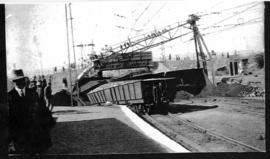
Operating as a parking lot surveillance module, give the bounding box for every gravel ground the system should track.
[46,106,169,154]
[171,97,265,151]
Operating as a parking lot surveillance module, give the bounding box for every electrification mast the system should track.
[187,14,215,85]
[69,3,80,104]
[65,4,73,106]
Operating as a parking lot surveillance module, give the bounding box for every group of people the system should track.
[27,75,53,111]
[8,69,56,157]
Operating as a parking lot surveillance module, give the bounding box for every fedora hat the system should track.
[10,69,26,81]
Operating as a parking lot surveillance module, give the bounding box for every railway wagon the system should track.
[87,78,177,114]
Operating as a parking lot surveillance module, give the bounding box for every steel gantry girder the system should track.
[105,22,192,55]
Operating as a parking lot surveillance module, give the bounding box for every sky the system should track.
[4,0,264,76]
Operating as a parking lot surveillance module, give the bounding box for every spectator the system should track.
[41,75,47,89]
[8,69,55,156]
[25,77,30,88]
[36,81,46,108]
[62,77,68,90]
[44,82,53,111]
[38,75,42,84]
[30,75,37,90]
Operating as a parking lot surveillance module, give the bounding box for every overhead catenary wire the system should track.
[104,1,260,51]
[101,1,262,58]
[216,1,259,13]
[197,2,261,33]
[183,16,262,43]
[128,3,152,37]
[210,2,261,26]
[200,17,263,29]
[141,3,167,31]
[202,18,262,37]
[193,0,225,15]
[196,1,260,18]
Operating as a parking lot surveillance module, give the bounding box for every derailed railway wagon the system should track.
[87,78,177,114]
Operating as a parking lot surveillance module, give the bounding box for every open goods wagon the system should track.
[87,78,177,114]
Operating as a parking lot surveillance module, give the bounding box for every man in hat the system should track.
[8,69,38,154]
[8,69,55,156]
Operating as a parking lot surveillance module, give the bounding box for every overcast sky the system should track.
[4,0,264,76]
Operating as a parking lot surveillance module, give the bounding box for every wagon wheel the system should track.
[137,105,141,114]
[140,105,146,115]
[138,105,144,114]
[127,103,131,109]
[137,105,142,114]
[134,105,139,114]
[143,106,149,114]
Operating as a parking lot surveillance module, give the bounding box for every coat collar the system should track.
[15,87,26,97]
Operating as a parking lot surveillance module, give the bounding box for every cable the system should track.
[199,2,261,32]
[141,3,166,30]
[195,1,261,24]
[194,0,225,15]
[128,3,152,37]
[218,1,259,13]
[183,17,262,43]
[197,1,259,18]
[114,13,126,19]
[202,18,262,37]
[105,2,262,56]
[200,17,262,29]
[212,2,261,26]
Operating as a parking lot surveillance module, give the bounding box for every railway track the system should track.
[215,102,264,118]
[141,112,264,152]
[174,100,264,118]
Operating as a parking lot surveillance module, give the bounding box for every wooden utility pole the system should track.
[69,3,80,104]
[65,4,73,106]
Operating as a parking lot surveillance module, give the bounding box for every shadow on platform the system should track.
[168,104,218,114]
[46,118,167,154]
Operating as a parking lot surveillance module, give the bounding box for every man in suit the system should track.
[8,69,38,154]
[8,69,55,156]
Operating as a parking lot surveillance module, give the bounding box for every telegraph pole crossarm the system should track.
[75,43,96,69]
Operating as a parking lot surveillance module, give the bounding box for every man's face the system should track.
[13,78,26,89]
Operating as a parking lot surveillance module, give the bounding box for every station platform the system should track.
[46,105,189,154]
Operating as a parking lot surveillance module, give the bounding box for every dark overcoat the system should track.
[8,87,55,153]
